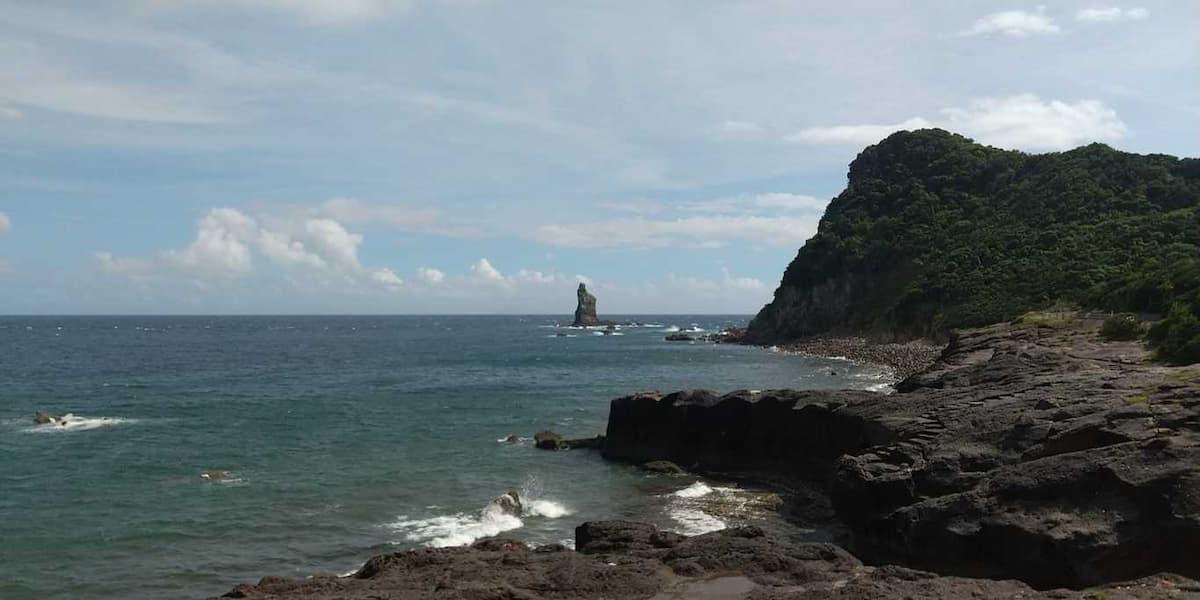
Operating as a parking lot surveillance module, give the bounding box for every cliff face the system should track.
[747,129,1200,343]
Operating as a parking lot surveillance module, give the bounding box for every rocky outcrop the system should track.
[603,315,1200,589]
[572,283,616,327]
[664,333,694,341]
[214,521,1198,599]
[533,430,563,450]
[32,410,55,425]
[533,431,604,450]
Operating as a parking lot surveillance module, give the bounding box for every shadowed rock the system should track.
[212,521,1199,599]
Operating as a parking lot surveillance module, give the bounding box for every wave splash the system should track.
[25,414,134,433]
[387,477,572,548]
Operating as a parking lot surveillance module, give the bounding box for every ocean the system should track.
[0,316,892,599]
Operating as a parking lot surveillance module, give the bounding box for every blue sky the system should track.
[0,1,1197,314]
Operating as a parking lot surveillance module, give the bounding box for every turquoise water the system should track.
[0,316,890,599]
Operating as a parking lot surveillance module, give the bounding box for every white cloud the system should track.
[163,208,257,279]
[0,106,21,120]
[529,214,820,249]
[0,211,10,235]
[961,9,1061,37]
[94,251,154,277]
[369,268,404,290]
[785,118,934,146]
[939,95,1127,149]
[97,207,403,290]
[469,257,504,282]
[1076,7,1149,22]
[416,266,445,284]
[317,198,441,231]
[680,193,828,214]
[787,95,1127,151]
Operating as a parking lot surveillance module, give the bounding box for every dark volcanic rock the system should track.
[212,521,1199,599]
[561,435,604,450]
[32,410,55,425]
[603,315,1200,589]
[664,333,695,341]
[571,283,616,327]
[641,460,686,474]
[533,430,563,450]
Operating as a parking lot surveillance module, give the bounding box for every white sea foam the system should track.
[25,414,133,433]
[673,481,714,498]
[866,382,895,394]
[660,326,680,333]
[668,506,727,535]
[389,507,524,548]
[387,483,570,548]
[526,500,572,518]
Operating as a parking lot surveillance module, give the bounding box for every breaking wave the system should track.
[24,414,135,433]
[387,481,572,548]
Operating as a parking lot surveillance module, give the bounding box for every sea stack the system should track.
[572,283,601,326]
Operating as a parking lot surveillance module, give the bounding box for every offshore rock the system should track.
[603,315,1200,589]
[572,282,599,326]
[571,283,616,327]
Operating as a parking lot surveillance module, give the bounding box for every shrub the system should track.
[1148,303,1200,365]
[1099,313,1145,341]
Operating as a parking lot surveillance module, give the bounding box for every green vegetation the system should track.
[751,129,1200,363]
[1100,313,1145,341]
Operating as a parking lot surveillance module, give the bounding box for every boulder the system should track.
[489,490,522,517]
[32,410,55,425]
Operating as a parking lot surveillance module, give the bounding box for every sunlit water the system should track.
[0,315,892,599]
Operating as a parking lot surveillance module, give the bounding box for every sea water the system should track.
[0,316,892,599]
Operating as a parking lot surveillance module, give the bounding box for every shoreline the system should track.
[209,313,1200,598]
[762,336,945,381]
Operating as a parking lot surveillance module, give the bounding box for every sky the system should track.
[0,1,1197,314]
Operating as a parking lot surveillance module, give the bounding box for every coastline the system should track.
[763,336,944,381]
[213,312,1200,598]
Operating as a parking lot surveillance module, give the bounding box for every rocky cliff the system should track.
[604,313,1200,589]
[746,129,1200,343]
